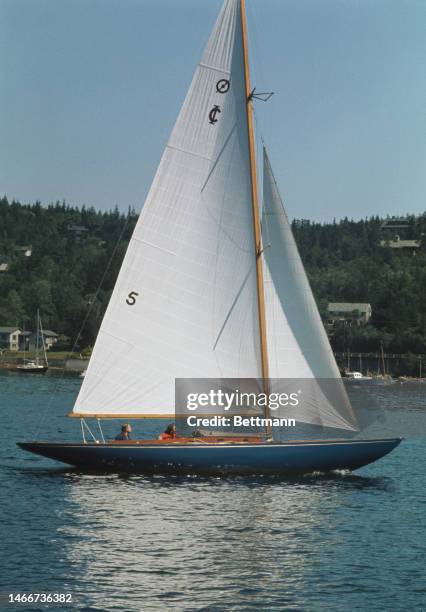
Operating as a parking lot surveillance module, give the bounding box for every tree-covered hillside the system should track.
[292,215,426,354]
[0,196,425,354]
[0,197,137,348]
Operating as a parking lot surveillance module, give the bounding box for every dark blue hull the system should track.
[18,438,402,475]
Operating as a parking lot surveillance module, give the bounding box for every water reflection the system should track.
[47,468,393,610]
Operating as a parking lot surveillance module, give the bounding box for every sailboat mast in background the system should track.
[14,309,48,373]
[37,309,48,368]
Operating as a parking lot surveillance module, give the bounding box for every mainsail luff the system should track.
[240,0,271,429]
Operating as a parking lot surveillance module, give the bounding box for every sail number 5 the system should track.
[126,291,139,306]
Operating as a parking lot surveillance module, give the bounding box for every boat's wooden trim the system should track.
[69,413,185,419]
[240,0,270,431]
[109,436,264,445]
[68,412,265,419]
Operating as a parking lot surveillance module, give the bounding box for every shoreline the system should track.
[0,360,425,381]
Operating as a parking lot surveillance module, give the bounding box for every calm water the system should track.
[1,371,425,611]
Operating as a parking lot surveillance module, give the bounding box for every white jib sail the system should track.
[262,148,358,431]
[73,0,262,417]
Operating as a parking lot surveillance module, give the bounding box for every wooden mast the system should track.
[240,0,271,432]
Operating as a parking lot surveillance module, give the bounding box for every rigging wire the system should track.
[246,0,275,153]
[245,0,278,250]
[245,2,292,388]
[81,418,98,443]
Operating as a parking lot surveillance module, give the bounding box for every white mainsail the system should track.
[74,0,357,431]
[73,0,262,417]
[262,148,357,430]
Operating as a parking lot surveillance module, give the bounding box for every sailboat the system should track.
[19,0,400,474]
[14,310,48,373]
[343,353,372,381]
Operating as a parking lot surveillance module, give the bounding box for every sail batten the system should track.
[199,63,232,75]
[166,144,212,163]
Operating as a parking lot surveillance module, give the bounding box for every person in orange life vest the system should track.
[158,424,177,440]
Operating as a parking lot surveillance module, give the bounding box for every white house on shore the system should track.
[0,327,21,351]
[0,327,58,351]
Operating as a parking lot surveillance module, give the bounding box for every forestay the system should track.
[262,148,358,431]
[73,0,262,417]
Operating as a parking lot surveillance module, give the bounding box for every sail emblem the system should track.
[216,78,230,93]
[208,104,221,124]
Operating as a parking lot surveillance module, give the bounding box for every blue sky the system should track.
[1,0,425,221]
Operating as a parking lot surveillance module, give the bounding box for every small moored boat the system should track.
[13,310,48,374]
[15,360,48,374]
[343,371,373,382]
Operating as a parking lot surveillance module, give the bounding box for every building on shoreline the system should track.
[0,327,21,351]
[29,330,58,351]
[0,327,58,351]
[327,303,372,331]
